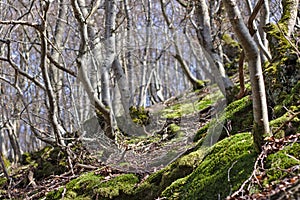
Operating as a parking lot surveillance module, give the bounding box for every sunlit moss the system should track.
[162,133,256,200]
[46,172,139,200]
[194,95,253,142]
[96,174,138,198]
[264,142,300,185]
[134,147,209,200]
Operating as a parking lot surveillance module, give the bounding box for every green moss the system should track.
[46,172,103,199]
[0,177,7,188]
[169,123,180,133]
[96,174,139,198]
[46,173,139,200]
[263,15,300,111]
[194,124,209,142]
[46,187,65,200]
[162,133,256,200]
[194,96,253,143]
[134,147,209,200]
[161,176,189,199]
[21,146,68,182]
[263,142,300,186]
[130,106,150,125]
[194,80,209,90]
[222,33,240,48]
[273,81,300,117]
[222,33,241,76]
[280,0,298,29]
[162,98,213,119]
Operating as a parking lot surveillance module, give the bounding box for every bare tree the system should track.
[223,0,270,151]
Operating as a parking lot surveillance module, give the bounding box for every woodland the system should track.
[0,0,299,199]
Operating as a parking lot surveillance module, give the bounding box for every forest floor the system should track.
[1,85,300,200]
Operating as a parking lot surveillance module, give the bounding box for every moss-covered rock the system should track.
[21,146,68,180]
[129,106,150,126]
[194,96,253,142]
[162,94,213,119]
[134,147,209,200]
[222,33,242,76]
[162,133,256,200]
[270,111,300,137]
[263,16,300,116]
[264,142,300,184]
[46,172,139,200]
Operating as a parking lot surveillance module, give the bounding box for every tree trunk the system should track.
[71,0,115,139]
[223,0,270,152]
[194,0,233,90]
[281,0,299,37]
[160,0,205,91]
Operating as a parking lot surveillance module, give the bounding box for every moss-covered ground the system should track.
[46,172,139,200]
[161,133,256,200]
[1,87,299,200]
[43,131,299,200]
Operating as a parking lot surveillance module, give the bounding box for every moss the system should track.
[0,177,7,188]
[46,173,139,200]
[194,124,209,142]
[96,174,139,198]
[280,0,298,29]
[162,98,213,119]
[46,172,103,199]
[46,187,65,200]
[1,156,10,169]
[161,176,189,199]
[263,15,300,111]
[194,80,209,90]
[270,111,300,137]
[129,106,150,125]
[194,96,253,143]
[162,133,257,200]
[264,142,300,186]
[134,147,209,200]
[169,123,180,134]
[222,34,239,47]
[21,146,68,181]
[222,33,241,76]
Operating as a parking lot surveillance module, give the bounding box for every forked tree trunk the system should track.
[223,0,270,152]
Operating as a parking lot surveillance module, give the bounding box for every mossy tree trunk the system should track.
[281,0,299,37]
[223,0,270,152]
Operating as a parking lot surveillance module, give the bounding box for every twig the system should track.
[75,163,98,170]
[273,111,300,135]
[231,150,265,197]
[227,160,238,196]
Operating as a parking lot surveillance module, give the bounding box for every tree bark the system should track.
[223,0,270,152]
[194,0,233,89]
[281,0,299,37]
[160,0,205,91]
[71,0,115,139]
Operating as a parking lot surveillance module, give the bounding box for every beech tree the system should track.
[223,0,270,151]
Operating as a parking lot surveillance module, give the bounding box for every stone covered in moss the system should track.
[134,147,209,200]
[162,91,214,119]
[46,172,139,200]
[264,142,300,185]
[21,146,68,180]
[263,18,300,116]
[129,106,150,125]
[194,96,253,142]
[222,33,241,76]
[162,133,256,200]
